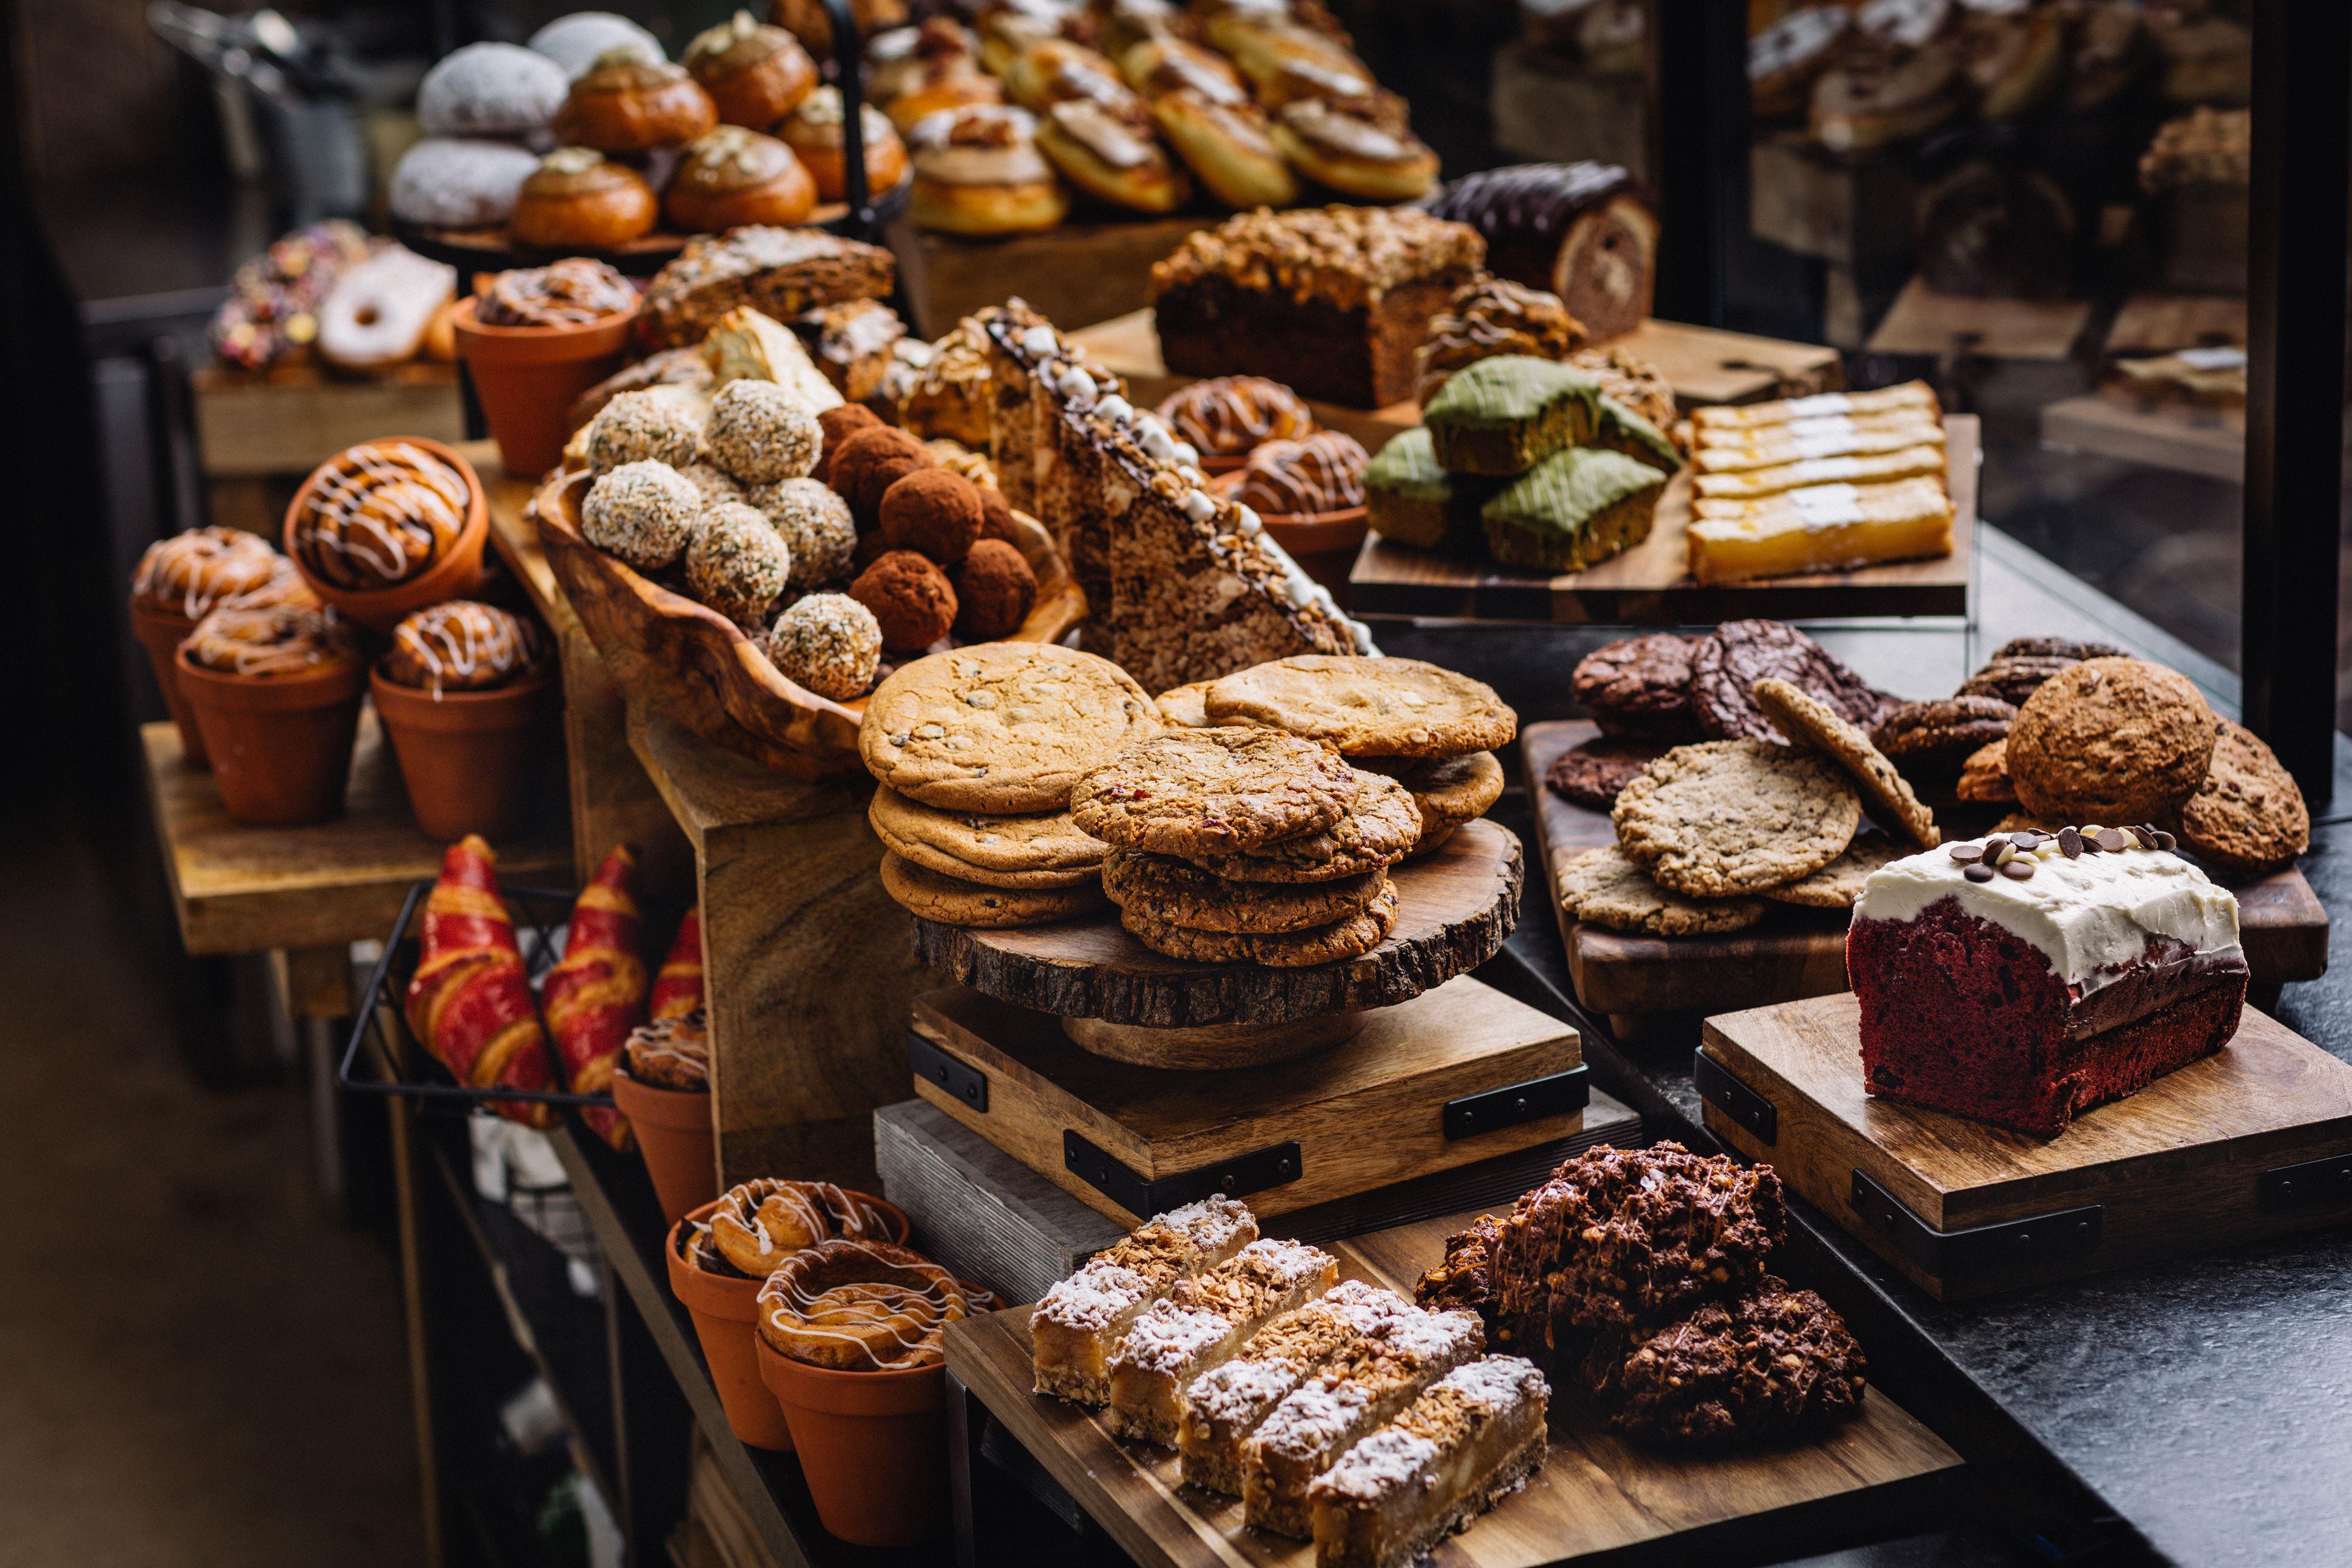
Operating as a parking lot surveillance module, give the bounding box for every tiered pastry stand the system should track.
[902,820,1641,1230]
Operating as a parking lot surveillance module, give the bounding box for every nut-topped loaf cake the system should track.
[1848,826,2249,1137]
[1149,206,1486,408]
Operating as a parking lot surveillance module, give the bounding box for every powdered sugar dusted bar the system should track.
[1178,1280,1414,1494]
[1107,1238,1339,1444]
[1031,1196,1258,1405]
[1309,1356,1550,1568]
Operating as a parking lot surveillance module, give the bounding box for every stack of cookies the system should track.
[859,641,1162,928]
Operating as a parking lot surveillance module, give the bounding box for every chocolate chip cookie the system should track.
[1545,738,1666,811]
[1759,832,1908,909]
[2006,657,2216,823]
[1155,680,1216,728]
[2175,718,2309,876]
[1120,880,1401,966]
[861,643,1160,814]
[1570,634,1704,741]
[879,852,1108,928]
[1869,697,2016,780]
[1187,770,1423,882]
[1070,727,1358,856]
[1203,656,1517,759]
[868,788,1105,889]
[1689,621,1893,743]
[1557,845,1765,936]
[1101,849,1388,933]
[1751,678,1937,848]
[1612,739,1860,897]
[1956,738,2015,804]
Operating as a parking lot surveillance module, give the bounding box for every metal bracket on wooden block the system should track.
[908,1031,989,1113]
[1442,1066,1589,1141]
[1694,1051,1777,1145]
[2257,1152,2352,1212]
[1850,1169,2101,1283]
[1063,1131,1301,1217]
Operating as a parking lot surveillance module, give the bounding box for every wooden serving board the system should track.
[1701,993,2352,1298]
[1522,720,2329,1025]
[1345,417,1977,626]
[911,975,1622,1226]
[943,1209,1961,1568]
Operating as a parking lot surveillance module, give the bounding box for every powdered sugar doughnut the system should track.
[530,11,666,78]
[318,247,458,369]
[417,43,568,138]
[390,138,539,227]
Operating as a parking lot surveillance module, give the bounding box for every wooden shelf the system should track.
[2039,395,2245,482]
[192,360,464,479]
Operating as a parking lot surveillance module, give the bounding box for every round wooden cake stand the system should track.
[908,818,1524,1069]
[395,186,906,276]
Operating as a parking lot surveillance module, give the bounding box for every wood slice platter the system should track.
[943,1207,1961,1568]
[532,468,1084,782]
[1523,720,2329,1023]
[1345,417,1977,626]
[1701,993,2352,1298]
[394,189,895,277]
[912,975,1623,1224]
[909,819,1522,1055]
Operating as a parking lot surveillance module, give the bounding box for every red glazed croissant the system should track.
[650,905,705,1020]
[405,835,557,1127]
[543,844,648,1151]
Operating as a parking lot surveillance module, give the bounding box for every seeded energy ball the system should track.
[751,476,857,587]
[686,502,793,625]
[582,461,703,569]
[770,592,882,700]
[586,389,704,473]
[678,460,744,510]
[704,379,822,484]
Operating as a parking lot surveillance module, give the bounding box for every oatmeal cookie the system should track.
[1185,770,1423,882]
[1393,751,1505,852]
[2006,657,2216,823]
[1101,849,1388,934]
[2175,718,2309,876]
[1611,740,1860,898]
[1544,738,1666,811]
[1569,634,1704,741]
[879,852,1108,928]
[1557,846,1765,936]
[1758,832,1907,909]
[1751,678,1937,847]
[1119,880,1400,966]
[1071,727,1358,856]
[1869,697,2016,780]
[1689,621,1894,743]
[1956,738,2016,803]
[861,643,1160,814]
[1155,680,1217,729]
[1582,1278,1867,1447]
[1204,656,1516,759]
[867,787,1105,890]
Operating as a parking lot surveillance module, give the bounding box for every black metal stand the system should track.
[1647,0,1747,327]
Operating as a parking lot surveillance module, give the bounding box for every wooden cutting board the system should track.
[1522,719,2330,1024]
[1700,993,2352,1298]
[943,1207,1961,1568]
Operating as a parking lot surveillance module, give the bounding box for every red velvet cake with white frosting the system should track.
[1848,824,2248,1137]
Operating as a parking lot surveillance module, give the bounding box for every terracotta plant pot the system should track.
[756,1336,949,1547]
[452,296,637,481]
[283,437,490,634]
[368,663,558,841]
[610,1070,718,1227]
[666,1205,796,1452]
[172,645,365,825]
[128,596,209,768]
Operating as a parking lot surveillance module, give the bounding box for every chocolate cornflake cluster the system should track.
[1416,1143,1865,1447]
[1947,823,2181,883]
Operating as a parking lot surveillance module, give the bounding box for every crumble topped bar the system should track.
[1150,206,1487,313]
[1179,1279,1413,1494]
[1107,1239,1338,1445]
[1031,1197,1258,1404]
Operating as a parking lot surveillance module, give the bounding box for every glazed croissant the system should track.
[543,844,648,1151]
[650,905,705,1020]
[405,835,557,1127]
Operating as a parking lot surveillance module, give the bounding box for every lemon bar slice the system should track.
[1107,1239,1338,1445]
[1031,1197,1258,1405]
[1692,416,1945,475]
[1693,444,1947,502]
[1689,379,1938,435]
[1687,479,1955,585]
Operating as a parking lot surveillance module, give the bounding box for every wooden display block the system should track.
[1865,280,2096,362]
[2039,395,2245,484]
[2104,292,2246,356]
[1749,134,1919,268]
[891,213,1216,340]
[1522,719,2328,1025]
[909,975,1605,1226]
[1490,42,1651,179]
[1700,993,2352,1298]
[1347,417,1975,626]
[944,1207,1962,1568]
[192,361,465,479]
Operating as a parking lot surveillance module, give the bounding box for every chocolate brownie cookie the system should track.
[2006,657,2216,823]
[1956,738,2015,803]
[861,643,1160,813]
[1990,636,2128,663]
[1752,677,1938,848]
[1570,633,1704,741]
[1958,654,2079,709]
[1101,849,1388,934]
[1071,728,1358,856]
[1204,655,1517,759]
[1189,770,1422,882]
[2175,718,2309,876]
[1544,738,1666,811]
[879,852,1108,928]
[1119,879,1401,966]
[1689,621,1893,743]
[1611,740,1861,897]
[868,787,1105,888]
[1557,846,1766,936]
[1582,1277,1868,1447]
[1869,697,2016,780]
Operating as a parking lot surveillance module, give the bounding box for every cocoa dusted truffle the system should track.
[850,548,958,651]
[768,592,881,701]
[879,467,984,564]
[685,501,793,625]
[952,537,1036,640]
[814,403,885,484]
[976,482,1019,545]
[829,425,932,526]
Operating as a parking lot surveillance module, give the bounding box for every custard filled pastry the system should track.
[872,20,1004,133]
[908,103,1070,235]
[511,147,659,249]
[779,86,912,201]
[1002,38,1139,115]
[707,1177,906,1277]
[665,125,818,230]
[552,49,719,151]
[1037,98,1189,212]
[1150,90,1296,209]
[684,10,817,129]
[755,1238,997,1370]
[291,441,472,592]
[1271,92,1436,202]
[1121,36,1250,106]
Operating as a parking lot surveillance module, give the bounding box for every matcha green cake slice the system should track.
[1481,446,1665,572]
[1423,355,1601,476]
[1365,428,1495,550]
[1592,395,1683,475]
